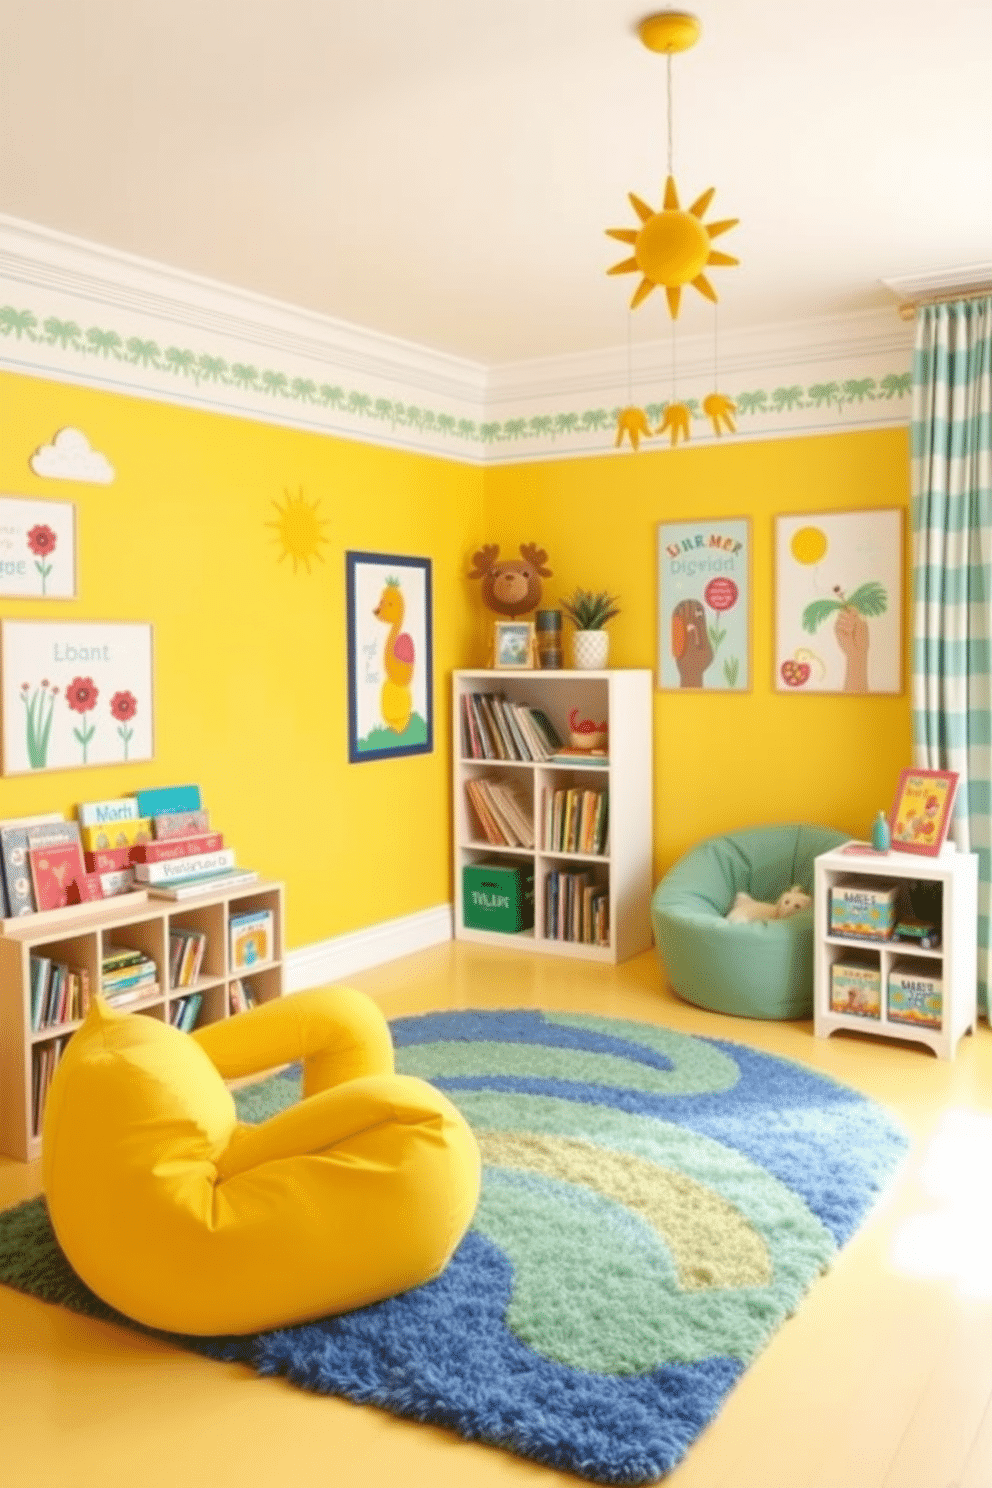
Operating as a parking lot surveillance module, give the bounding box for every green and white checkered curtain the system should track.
[911,296,992,1011]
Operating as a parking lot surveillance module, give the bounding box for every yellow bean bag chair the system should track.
[42,987,481,1336]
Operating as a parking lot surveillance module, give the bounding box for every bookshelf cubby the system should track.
[0,879,284,1161]
[813,843,977,1060]
[453,668,653,963]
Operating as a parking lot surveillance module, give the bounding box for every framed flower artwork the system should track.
[0,621,154,775]
[0,495,76,599]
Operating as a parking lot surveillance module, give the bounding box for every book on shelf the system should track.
[229,977,258,1014]
[0,812,64,917]
[230,909,274,969]
[102,963,157,995]
[32,1035,70,1136]
[170,991,204,1031]
[145,868,259,900]
[132,784,202,818]
[28,840,87,911]
[546,747,609,767]
[81,817,152,853]
[67,872,105,905]
[31,958,92,1029]
[84,846,132,873]
[130,831,224,864]
[460,692,564,763]
[77,796,140,829]
[465,777,533,848]
[99,867,136,897]
[133,848,235,884]
[153,808,210,840]
[170,929,207,988]
[102,945,147,971]
[544,869,609,946]
[103,981,159,1008]
[542,786,608,855]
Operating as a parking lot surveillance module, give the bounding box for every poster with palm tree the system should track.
[774,509,903,694]
[1,621,153,775]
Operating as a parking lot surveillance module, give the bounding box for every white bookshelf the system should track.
[453,669,653,963]
[813,843,977,1060]
[0,878,285,1161]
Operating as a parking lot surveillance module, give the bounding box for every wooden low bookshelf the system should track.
[0,878,285,1161]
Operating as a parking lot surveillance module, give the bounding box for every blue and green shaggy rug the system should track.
[0,1009,907,1483]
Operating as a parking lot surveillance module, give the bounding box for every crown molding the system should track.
[485,308,913,404]
[881,262,992,301]
[0,213,915,463]
[0,215,487,405]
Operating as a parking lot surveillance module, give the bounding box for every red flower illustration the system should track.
[26,524,57,558]
[65,676,99,713]
[110,691,137,722]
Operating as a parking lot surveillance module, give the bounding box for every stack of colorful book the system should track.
[101,946,158,1007]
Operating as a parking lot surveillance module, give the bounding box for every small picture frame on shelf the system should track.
[493,621,535,670]
[889,767,959,857]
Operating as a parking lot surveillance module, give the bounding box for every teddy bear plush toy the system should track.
[726,885,812,924]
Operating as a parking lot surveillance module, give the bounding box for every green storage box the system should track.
[463,862,534,933]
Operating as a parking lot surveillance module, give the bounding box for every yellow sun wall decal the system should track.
[606,174,739,318]
[267,487,330,574]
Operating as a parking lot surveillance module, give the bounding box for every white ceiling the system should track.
[2,0,990,367]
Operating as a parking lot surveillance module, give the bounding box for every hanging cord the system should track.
[671,316,678,403]
[713,303,719,389]
[626,311,634,405]
[666,54,674,176]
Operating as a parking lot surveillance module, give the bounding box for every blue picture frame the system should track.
[346,551,433,763]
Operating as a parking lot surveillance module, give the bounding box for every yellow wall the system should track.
[486,427,912,879]
[0,372,912,949]
[0,372,484,948]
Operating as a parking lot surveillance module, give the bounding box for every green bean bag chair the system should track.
[651,822,848,1020]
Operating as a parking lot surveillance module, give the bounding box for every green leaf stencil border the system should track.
[0,301,911,451]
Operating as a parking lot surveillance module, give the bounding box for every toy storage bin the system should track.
[462,862,535,933]
[829,877,899,939]
[830,957,881,1019]
[888,957,943,1029]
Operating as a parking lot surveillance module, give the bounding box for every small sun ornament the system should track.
[658,402,692,446]
[702,391,736,435]
[615,406,653,450]
[267,487,330,575]
[607,13,741,452]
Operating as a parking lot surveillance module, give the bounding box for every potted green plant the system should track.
[560,588,621,670]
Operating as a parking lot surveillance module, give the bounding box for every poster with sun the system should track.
[1,621,153,776]
[345,552,433,763]
[774,509,903,695]
[657,518,750,691]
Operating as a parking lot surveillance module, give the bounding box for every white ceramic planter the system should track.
[572,629,609,670]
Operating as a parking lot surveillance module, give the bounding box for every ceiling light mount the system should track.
[637,12,701,55]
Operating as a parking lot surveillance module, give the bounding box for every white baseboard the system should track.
[284,903,454,992]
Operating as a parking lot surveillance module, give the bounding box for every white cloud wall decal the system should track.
[30,428,115,484]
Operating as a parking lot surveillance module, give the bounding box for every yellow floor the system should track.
[4,940,992,1488]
